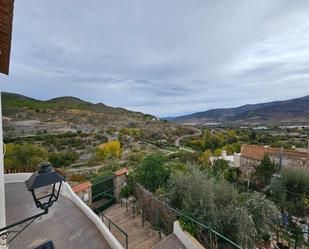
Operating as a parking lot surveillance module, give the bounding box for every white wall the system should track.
[173,221,205,249]
[4,173,31,183]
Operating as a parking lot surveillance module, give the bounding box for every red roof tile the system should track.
[72,182,92,193]
[114,167,128,176]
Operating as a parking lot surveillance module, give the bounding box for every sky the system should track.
[1,0,309,117]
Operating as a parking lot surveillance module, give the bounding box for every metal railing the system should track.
[169,207,243,249]
[135,184,243,249]
[272,221,309,249]
[100,213,128,249]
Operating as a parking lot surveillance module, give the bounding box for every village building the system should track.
[240,144,309,175]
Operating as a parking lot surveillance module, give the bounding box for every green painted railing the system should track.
[101,212,128,249]
[169,207,243,249]
[92,175,116,212]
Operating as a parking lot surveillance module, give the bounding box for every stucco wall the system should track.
[173,221,205,249]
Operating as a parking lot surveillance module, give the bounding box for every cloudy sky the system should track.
[1,0,309,117]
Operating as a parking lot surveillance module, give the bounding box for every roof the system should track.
[71,181,92,193]
[5,182,111,249]
[114,167,128,176]
[241,144,309,161]
[0,0,14,75]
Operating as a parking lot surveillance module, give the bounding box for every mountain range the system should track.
[169,95,309,125]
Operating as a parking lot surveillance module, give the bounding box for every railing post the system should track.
[125,234,128,249]
[158,214,161,238]
[294,232,298,249]
[133,203,135,218]
[142,208,145,227]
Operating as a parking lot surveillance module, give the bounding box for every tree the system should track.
[269,168,309,242]
[135,154,170,192]
[198,149,212,167]
[169,167,278,248]
[96,140,121,161]
[212,159,229,175]
[4,143,48,172]
[254,155,276,185]
[227,130,237,144]
[214,148,222,157]
[270,168,309,217]
[212,159,240,183]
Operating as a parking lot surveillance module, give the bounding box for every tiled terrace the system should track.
[5,182,111,249]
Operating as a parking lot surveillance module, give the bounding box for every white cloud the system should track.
[1,0,309,116]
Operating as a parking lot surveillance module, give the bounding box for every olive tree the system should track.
[169,167,279,248]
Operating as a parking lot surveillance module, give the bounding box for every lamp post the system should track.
[0,163,64,245]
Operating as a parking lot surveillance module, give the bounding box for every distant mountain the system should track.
[1,92,155,137]
[2,92,149,116]
[170,95,309,125]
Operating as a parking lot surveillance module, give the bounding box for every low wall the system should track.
[4,173,123,249]
[173,221,205,249]
[4,173,32,183]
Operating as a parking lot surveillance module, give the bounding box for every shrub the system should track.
[120,186,133,198]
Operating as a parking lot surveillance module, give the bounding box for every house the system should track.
[209,150,241,167]
[240,144,309,175]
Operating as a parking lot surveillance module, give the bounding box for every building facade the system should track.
[240,144,309,175]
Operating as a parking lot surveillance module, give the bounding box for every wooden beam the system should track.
[0,0,14,75]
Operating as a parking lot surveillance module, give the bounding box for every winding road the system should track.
[175,127,202,148]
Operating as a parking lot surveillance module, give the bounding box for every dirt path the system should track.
[175,127,202,148]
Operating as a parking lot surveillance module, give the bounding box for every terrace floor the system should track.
[5,182,111,249]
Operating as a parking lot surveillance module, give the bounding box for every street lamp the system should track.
[0,163,64,245]
[26,163,64,211]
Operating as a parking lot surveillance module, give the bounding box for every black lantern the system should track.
[26,163,64,211]
[0,163,64,245]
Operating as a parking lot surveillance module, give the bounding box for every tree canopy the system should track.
[254,154,277,185]
[169,167,278,248]
[135,154,170,193]
[270,168,309,217]
[4,143,48,172]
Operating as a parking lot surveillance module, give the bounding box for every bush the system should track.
[120,186,134,198]
[96,140,121,161]
[49,151,79,168]
[69,173,86,182]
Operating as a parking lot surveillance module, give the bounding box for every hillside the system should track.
[1,92,158,137]
[170,95,309,125]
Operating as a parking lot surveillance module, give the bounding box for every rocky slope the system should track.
[2,92,156,137]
